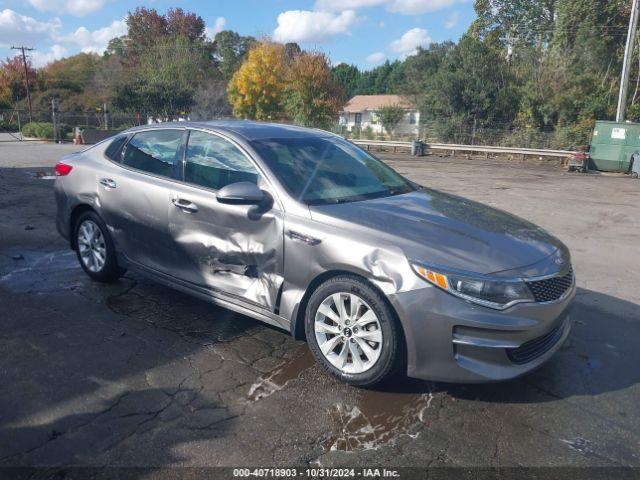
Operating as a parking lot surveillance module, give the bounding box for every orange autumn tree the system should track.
[227,42,287,120]
[284,52,343,128]
[0,57,34,109]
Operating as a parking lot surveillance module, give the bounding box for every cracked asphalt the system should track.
[0,142,639,469]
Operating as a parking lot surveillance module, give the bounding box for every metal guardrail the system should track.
[352,140,576,159]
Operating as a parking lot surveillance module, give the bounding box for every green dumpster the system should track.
[588,120,640,172]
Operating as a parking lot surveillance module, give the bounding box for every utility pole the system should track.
[51,98,59,143]
[617,0,640,122]
[11,46,34,123]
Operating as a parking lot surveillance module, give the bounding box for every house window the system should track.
[354,113,362,125]
[370,112,379,124]
[409,112,417,125]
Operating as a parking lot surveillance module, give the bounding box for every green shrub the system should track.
[362,125,374,140]
[22,122,53,139]
[500,127,550,149]
[21,122,71,139]
[550,120,595,150]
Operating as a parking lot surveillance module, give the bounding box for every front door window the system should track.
[184,130,258,190]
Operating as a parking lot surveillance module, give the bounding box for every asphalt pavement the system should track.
[0,140,638,470]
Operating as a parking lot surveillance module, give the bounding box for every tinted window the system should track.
[251,136,415,205]
[104,135,127,162]
[184,130,258,190]
[122,129,183,178]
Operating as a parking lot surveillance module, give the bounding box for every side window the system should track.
[184,130,258,190]
[121,129,183,178]
[104,135,127,162]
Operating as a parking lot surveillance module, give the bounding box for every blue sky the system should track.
[0,0,475,69]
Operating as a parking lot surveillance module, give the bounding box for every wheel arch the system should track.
[69,204,97,250]
[291,270,406,358]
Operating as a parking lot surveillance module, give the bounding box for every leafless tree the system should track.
[190,80,232,120]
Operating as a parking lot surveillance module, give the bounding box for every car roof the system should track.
[126,120,336,141]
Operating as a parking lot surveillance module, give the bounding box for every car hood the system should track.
[309,187,565,275]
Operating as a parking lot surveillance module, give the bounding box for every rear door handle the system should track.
[99,178,117,189]
[172,197,198,213]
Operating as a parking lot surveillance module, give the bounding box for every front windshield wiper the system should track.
[331,197,355,204]
[387,187,412,197]
[315,188,411,206]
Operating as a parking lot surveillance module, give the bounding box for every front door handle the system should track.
[172,197,198,213]
[99,178,117,189]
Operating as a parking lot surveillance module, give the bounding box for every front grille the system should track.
[507,322,565,364]
[525,268,574,302]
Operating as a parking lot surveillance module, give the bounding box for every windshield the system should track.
[251,136,416,205]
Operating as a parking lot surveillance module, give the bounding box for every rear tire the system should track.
[74,211,124,282]
[304,275,401,387]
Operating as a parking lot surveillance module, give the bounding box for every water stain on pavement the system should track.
[323,388,433,452]
[246,345,434,452]
[0,248,79,293]
[247,346,317,401]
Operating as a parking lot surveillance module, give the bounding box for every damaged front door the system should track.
[167,129,284,312]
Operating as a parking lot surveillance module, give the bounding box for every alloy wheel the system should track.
[314,292,383,374]
[77,219,107,273]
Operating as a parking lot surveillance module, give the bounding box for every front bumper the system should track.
[388,281,575,383]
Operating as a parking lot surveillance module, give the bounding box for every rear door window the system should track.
[104,135,127,162]
[121,129,183,178]
[184,130,258,190]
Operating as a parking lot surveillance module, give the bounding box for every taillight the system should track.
[55,162,73,176]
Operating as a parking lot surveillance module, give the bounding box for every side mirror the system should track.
[217,181,265,205]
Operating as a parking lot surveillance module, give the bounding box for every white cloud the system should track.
[60,19,127,54]
[273,10,357,43]
[314,0,459,14]
[28,0,105,16]
[444,11,459,29]
[388,0,458,14]
[389,27,432,57]
[0,9,60,48]
[366,51,386,63]
[314,0,386,11]
[31,44,69,67]
[206,17,226,39]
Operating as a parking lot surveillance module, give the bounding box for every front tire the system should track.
[305,275,401,387]
[74,211,124,282]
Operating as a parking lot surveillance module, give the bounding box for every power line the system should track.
[11,45,35,123]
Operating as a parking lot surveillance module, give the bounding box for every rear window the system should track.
[104,135,127,162]
[121,129,183,178]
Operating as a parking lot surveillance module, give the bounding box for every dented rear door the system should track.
[167,129,284,311]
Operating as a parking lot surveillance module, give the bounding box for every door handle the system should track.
[99,178,117,189]
[172,197,198,213]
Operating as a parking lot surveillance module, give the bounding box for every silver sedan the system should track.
[54,121,575,386]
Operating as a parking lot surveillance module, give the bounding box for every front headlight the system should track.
[411,262,534,310]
